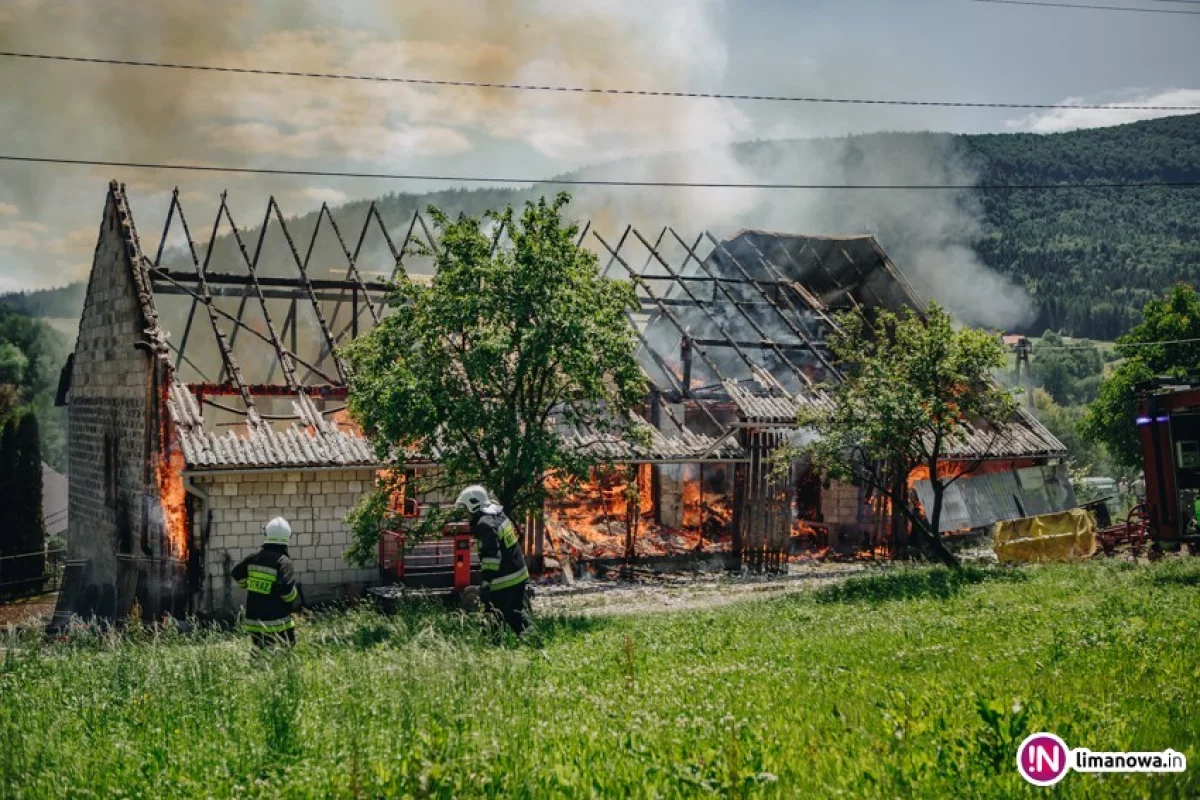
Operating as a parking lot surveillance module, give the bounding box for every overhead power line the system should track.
[969,0,1200,14]
[1,51,1197,112]
[3,154,1200,191]
[1032,338,1200,350]
[1034,337,1200,349]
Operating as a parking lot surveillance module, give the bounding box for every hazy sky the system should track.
[0,0,1197,292]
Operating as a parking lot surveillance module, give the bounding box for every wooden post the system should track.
[891,463,908,555]
[625,464,638,562]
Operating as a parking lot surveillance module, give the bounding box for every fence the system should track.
[0,548,68,599]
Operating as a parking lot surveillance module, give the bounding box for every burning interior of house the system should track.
[52,182,1071,624]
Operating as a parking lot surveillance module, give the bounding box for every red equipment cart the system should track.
[378,521,477,592]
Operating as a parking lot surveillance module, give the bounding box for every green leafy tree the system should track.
[0,342,28,386]
[0,418,16,547]
[342,194,646,565]
[1082,283,1200,469]
[1032,331,1103,405]
[0,413,44,590]
[12,413,44,582]
[0,384,18,423]
[795,303,1016,567]
[0,308,70,471]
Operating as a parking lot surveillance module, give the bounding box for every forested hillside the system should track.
[0,282,86,320]
[965,114,1200,339]
[7,115,1199,341]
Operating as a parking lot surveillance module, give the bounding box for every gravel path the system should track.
[533,561,881,617]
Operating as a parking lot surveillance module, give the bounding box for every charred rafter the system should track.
[660,230,815,388]
[696,231,842,379]
[273,197,349,384]
[171,190,258,421]
[150,269,391,295]
[628,228,773,387]
[601,227,737,386]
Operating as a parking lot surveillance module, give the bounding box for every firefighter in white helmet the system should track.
[231,516,300,647]
[455,485,533,636]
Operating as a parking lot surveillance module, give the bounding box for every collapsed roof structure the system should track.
[56,182,1069,620]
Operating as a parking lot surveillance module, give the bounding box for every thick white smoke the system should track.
[1,0,1032,328]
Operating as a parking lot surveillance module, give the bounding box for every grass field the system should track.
[3,561,1200,798]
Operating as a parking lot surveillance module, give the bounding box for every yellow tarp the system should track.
[992,507,1097,563]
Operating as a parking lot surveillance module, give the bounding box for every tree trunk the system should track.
[909,517,960,569]
[930,479,945,544]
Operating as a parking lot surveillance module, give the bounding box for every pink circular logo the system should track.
[1017,732,1070,787]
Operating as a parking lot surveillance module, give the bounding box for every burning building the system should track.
[542,228,1072,567]
[55,182,1069,621]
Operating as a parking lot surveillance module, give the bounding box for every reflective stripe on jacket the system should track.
[231,544,299,633]
[471,504,528,591]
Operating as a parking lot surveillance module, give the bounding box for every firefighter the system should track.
[231,516,300,648]
[455,485,534,636]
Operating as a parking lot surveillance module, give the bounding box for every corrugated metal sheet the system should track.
[168,382,745,470]
[912,464,1077,533]
[167,382,378,469]
[939,408,1067,460]
[722,381,804,424]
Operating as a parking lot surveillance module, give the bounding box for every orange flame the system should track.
[907,462,969,488]
[157,413,188,561]
[544,466,730,560]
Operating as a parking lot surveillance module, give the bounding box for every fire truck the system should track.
[1099,377,1200,555]
[1131,378,1200,552]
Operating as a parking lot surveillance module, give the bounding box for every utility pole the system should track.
[1013,336,1033,411]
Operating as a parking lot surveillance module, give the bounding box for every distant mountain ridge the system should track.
[6,114,1198,339]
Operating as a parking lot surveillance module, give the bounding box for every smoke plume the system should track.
[1,0,1032,329]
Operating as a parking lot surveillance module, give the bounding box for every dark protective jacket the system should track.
[470,504,529,591]
[231,544,299,633]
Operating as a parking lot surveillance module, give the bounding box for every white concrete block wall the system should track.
[821,480,870,531]
[192,468,379,612]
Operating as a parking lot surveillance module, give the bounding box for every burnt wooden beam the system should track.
[688,338,829,351]
[150,268,391,294]
[700,232,843,379]
[668,231,815,389]
[601,227,723,432]
[151,283,382,304]
[172,191,258,417]
[217,194,300,389]
[272,197,349,383]
[152,269,340,385]
[629,228,764,381]
[188,382,348,399]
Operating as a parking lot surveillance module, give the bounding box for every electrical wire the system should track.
[968,0,1200,14]
[1,51,1197,111]
[1031,337,1200,349]
[3,154,1200,190]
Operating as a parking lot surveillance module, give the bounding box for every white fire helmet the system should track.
[263,516,292,545]
[455,485,490,515]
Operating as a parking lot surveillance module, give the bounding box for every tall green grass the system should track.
[3,561,1199,797]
